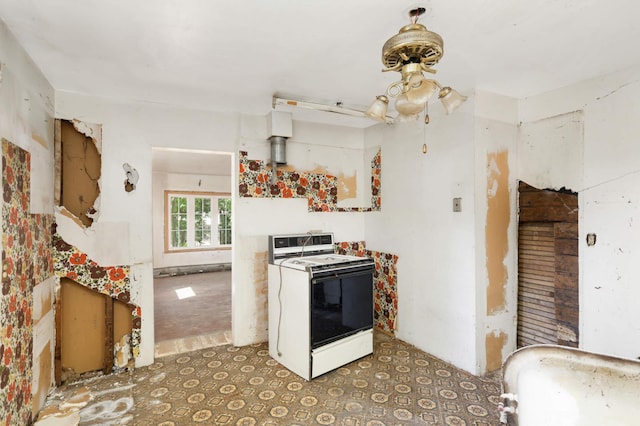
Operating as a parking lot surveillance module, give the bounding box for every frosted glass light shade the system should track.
[365,95,389,121]
[395,113,420,123]
[438,87,467,114]
[395,93,424,116]
[407,79,437,104]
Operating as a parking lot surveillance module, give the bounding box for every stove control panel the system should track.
[272,233,333,249]
[268,233,334,263]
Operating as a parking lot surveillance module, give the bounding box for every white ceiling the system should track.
[1,0,639,122]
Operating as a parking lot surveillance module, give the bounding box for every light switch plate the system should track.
[453,197,462,212]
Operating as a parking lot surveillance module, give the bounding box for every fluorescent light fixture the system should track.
[273,96,393,124]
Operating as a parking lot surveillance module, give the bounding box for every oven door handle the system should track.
[311,265,374,282]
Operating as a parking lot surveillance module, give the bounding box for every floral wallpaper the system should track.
[238,150,381,212]
[335,241,398,335]
[2,139,54,425]
[53,233,141,358]
[238,149,395,332]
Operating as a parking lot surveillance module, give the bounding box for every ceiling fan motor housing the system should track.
[381,23,444,71]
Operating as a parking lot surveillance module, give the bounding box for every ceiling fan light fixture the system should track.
[406,78,438,104]
[438,86,468,114]
[365,95,390,121]
[395,92,425,116]
[368,7,466,125]
[395,112,421,123]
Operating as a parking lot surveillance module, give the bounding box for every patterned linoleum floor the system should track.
[42,332,503,425]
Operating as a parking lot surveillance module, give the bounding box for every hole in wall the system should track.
[56,278,133,384]
[57,119,101,227]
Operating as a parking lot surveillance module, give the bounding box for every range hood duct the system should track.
[269,135,287,165]
[267,111,293,183]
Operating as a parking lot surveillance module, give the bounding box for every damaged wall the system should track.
[362,91,520,375]
[519,64,640,360]
[472,92,528,375]
[238,149,381,212]
[53,119,140,376]
[59,120,101,227]
[59,278,132,377]
[55,91,239,365]
[233,115,370,346]
[363,105,481,374]
[0,17,56,423]
[518,111,583,192]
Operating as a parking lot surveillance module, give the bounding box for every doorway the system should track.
[517,181,579,348]
[151,148,233,356]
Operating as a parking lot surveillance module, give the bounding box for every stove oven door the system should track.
[310,266,374,349]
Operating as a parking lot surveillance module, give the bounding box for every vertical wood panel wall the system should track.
[517,182,579,348]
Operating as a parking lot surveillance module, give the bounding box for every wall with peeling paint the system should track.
[519,64,640,361]
[519,111,583,192]
[53,95,374,361]
[233,114,370,346]
[55,91,238,366]
[0,18,56,421]
[474,92,519,374]
[362,92,520,375]
[363,106,481,374]
[363,66,640,375]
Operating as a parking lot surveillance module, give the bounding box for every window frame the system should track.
[163,190,232,253]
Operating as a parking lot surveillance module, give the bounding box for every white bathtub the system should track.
[500,344,640,425]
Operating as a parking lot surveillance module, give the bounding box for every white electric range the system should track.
[267,233,375,380]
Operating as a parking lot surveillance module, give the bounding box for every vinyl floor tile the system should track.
[43,332,503,425]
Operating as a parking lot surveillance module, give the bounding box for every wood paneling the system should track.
[519,182,578,223]
[555,222,579,238]
[58,278,134,379]
[60,278,106,374]
[518,223,557,346]
[517,182,579,348]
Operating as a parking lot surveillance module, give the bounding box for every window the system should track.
[165,191,231,251]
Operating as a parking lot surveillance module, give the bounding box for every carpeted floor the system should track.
[42,332,503,425]
[154,270,232,342]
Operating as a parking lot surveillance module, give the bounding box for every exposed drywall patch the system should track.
[33,278,54,322]
[56,278,135,377]
[485,330,507,372]
[114,334,131,369]
[39,289,52,319]
[60,278,106,376]
[57,206,86,228]
[114,300,133,368]
[254,251,269,335]
[337,172,357,201]
[53,231,141,359]
[114,300,133,343]
[33,343,53,415]
[238,150,381,212]
[60,119,101,227]
[486,150,510,314]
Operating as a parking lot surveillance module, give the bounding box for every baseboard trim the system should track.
[153,263,231,278]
